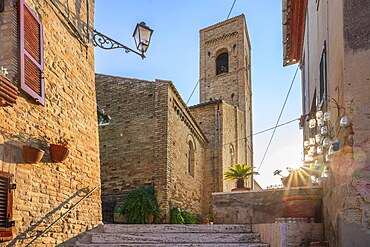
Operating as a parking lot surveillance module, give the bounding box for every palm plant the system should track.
[224,164,258,188]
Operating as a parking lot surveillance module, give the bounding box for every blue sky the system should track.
[94,0,303,188]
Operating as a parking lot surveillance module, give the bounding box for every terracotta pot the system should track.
[23,145,44,163]
[0,75,19,107]
[49,144,69,162]
[283,195,321,219]
[148,214,154,224]
[113,213,126,223]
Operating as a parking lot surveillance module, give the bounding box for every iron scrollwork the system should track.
[92,29,145,58]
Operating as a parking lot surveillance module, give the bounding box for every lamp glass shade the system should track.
[133,22,153,53]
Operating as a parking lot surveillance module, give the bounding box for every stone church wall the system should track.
[96,75,169,222]
[190,101,247,192]
[189,101,219,203]
[220,103,247,191]
[96,75,210,220]
[167,86,208,215]
[0,0,101,245]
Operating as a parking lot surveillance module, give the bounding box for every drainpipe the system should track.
[217,103,222,192]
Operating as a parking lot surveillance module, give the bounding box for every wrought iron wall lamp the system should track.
[92,22,153,59]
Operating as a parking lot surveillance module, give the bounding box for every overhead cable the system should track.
[256,66,300,172]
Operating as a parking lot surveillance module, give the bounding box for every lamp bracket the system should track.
[92,29,145,59]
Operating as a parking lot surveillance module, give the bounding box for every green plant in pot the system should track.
[123,185,161,224]
[224,164,258,190]
[113,207,126,223]
[170,207,198,224]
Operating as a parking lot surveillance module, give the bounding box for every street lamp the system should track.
[133,22,153,54]
[92,22,153,59]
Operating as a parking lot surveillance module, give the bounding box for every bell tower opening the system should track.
[216,52,229,75]
[199,14,251,112]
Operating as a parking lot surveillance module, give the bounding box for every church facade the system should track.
[96,15,253,222]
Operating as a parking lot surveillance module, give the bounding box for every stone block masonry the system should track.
[0,0,101,245]
[96,15,255,223]
[96,74,210,222]
[212,187,323,224]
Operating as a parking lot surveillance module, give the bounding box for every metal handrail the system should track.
[25,186,101,247]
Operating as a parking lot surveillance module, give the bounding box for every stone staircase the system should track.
[76,224,269,246]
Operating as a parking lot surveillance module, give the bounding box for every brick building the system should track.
[97,15,253,221]
[283,0,370,246]
[0,0,101,245]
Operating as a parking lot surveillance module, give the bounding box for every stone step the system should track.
[99,224,252,233]
[76,243,270,247]
[90,232,261,244]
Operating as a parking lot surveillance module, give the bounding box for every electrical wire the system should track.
[227,0,237,19]
[218,117,299,148]
[256,66,300,172]
[186,79,200,105]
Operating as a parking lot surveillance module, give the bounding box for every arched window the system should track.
[229,144,235,166]
[188,140,195,177]
[216,52,228,75]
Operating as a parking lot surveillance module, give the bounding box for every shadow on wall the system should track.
[0,130,55,166]
[7,187,91,246]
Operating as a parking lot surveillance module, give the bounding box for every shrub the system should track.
[123,185,161,224]
[170,207,198,224]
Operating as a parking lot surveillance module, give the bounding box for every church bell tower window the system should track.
[216,52,228,75]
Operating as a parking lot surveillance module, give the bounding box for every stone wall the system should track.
[199,14,251,113]
[299,0,370,246]
[253,223,325,247]
[221,102,247,191]
[198,14,253,183]
[96,75,210,221]
[0,0,102,246]
[190,101,248,192]
[212,187,322,224]
[189,101,219,207]
[323,1,370,246]
[95,74,169,222]
[168,85,208,214]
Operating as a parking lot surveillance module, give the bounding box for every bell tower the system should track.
[199,14,252,113]
[198,14,254,182]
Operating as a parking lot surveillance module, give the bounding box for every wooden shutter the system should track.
[19,0,44,105]
[0,172,14,239]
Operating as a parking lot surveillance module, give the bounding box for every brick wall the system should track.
[168,86,208,214]
[199,14,251,113]
[95,74,170,221]
[190,101,248,192]
[0,0,101,245]
[221,103,247,191]
[198,14,254,181]
[96,75,210,221]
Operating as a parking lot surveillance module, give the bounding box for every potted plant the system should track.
[224,164,258,191]
[49,136,70,162]
[113,207,126,223]
[0,66,19,107]
[123,185,161,224]
[170,207,198,224]
[23,145,44,163]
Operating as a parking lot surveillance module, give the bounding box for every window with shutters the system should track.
[19,0,45,105]
[0,172,14,240]
[319,42,327,110]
